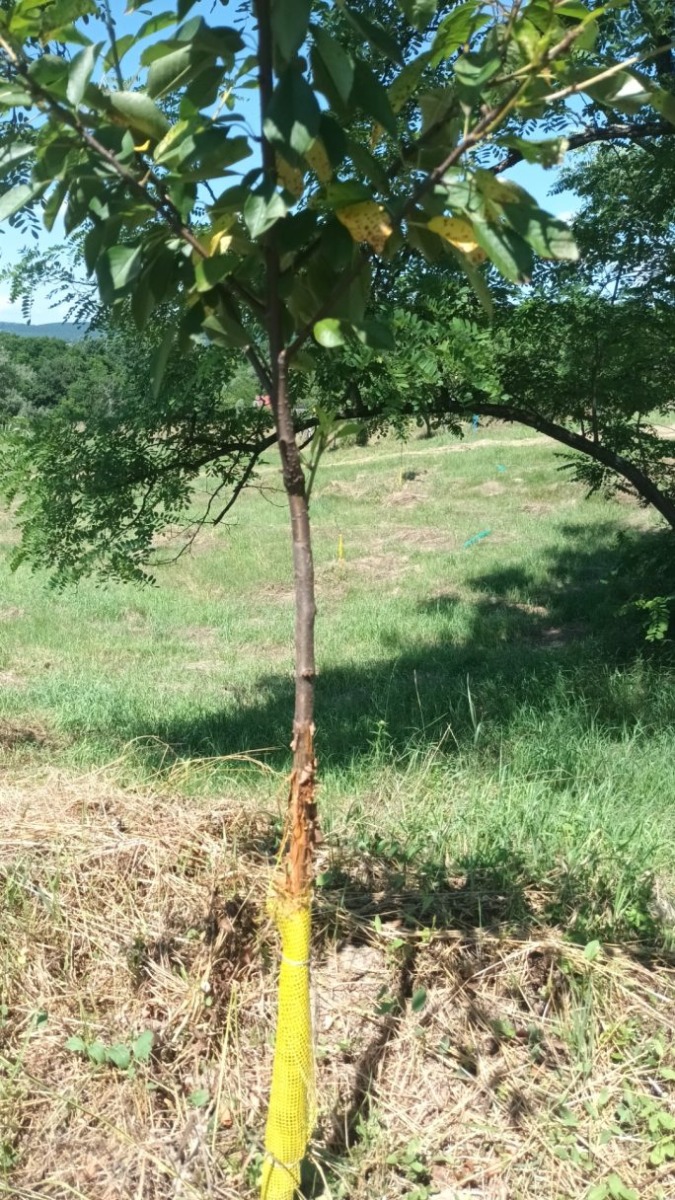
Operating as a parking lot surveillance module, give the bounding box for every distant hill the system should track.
[0,321,88,342]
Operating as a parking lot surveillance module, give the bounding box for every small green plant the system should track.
[633,595,673,642]
[613,1088,675,1167]
[587,1174,638,1200]
[385,1138,432,1197]
[65,1029,154,1075]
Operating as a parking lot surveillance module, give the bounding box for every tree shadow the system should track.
[121,522,675,773]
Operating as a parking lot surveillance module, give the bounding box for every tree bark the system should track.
[255,0,318,898]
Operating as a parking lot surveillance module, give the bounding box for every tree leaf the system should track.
[340,8,403,64]
[264,68,320,157]
[0,141,34,178]
[244,188,287,239]
[107,91,170,141]
[151,327,175,397]
[96,244,143,302]
[396,0,437,32]
[336,201,393,255]
[471,219,533,283]
[272,0,311,63]
[147,44,196,98]
[431,2,490,67]
[313,318,346,348]
[501,202,579,262]
[311,26,355,106]
[355,319,395,350]
[0,180,47,222]
[352,61,398,137]
[67,42,98,106]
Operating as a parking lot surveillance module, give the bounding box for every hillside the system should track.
[0,320,87,342]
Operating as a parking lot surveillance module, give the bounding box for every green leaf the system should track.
[96,244,143,303]
[471,219,533,283]
[0,141,34,178]
[151,327,175,397]
[264,68,321,157]
[194,255,232,292]
[107,92,171,142]
[67,43,98,107]
[396,0,437,32]
[501,202,579,263]
[187,1088,210,1108]
[311,27,355,106]
[354,319,395,350]
[583,940,601,961]
[352,61,397,137]
[65,1036,87,1054]
[454,49,502,101]
[313,318,394,350]
[501,135,568,168]
[341,8,403,64]
[0,85,33,108]
[131,1030,154,1063]
[147,44,196,98]
[27,54,70,100]
[272,0,311,63]
[244,188,287,239]
[431,2,490,67]
[105,1043,131,1070]
[86,1040,107,1065]
[411,987,428,1012]
[388,53,430,115]
[313,318,346,348]
[201,309,251,349]
[587,1185,608,1200]
[0,180,47,222]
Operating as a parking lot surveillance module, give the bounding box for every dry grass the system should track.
[1,769,675,1200]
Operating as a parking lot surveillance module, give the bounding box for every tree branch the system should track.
[495,121,675,174]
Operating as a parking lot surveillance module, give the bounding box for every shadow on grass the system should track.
[124,522,675,771]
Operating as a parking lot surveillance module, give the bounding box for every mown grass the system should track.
[1,424,674,939]
[2,423,675,1198]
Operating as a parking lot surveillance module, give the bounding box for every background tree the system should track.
[1,2,673,1194]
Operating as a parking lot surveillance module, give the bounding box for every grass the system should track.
[1,422,675,1197]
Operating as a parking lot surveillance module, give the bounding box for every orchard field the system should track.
[1,424,675,1199]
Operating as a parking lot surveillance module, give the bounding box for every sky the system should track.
[0,3,580,324]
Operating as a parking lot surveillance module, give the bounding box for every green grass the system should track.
[1,423,674,941]
[2,422,675,1199]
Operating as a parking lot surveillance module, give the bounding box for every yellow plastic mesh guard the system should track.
[260,896,314,1200]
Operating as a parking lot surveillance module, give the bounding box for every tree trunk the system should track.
[256,4,318,1195]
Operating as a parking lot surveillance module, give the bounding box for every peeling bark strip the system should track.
[287,723,319,898]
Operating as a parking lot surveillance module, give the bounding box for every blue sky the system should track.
[0,3,579,323]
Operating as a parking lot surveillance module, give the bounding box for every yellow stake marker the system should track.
[337,533,344,561]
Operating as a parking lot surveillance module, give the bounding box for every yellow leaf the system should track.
[209,231,233,256]
[276,153,304,198]
[304,138,332,183]
[427,216,487,262]
[337,202,393,255]
[134,139,151,153]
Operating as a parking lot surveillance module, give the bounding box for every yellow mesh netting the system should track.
[260,897,315,1200]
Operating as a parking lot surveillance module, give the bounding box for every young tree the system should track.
[1,1,673,1193]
